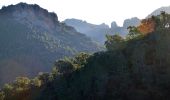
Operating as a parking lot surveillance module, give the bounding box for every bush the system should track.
[0,91,5,100]
[105,34,125,51]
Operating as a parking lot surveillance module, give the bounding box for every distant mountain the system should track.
[0,3,101,86]
[147,6,170,17]
[123,17,141,28]
[64,19,110,44]
[63,6,170,45]
[64,17,140,44]
[110,17,141,37]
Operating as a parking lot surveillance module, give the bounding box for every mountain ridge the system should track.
[0,3,101,86]
[64,17,140,44]
[147,6,170,17]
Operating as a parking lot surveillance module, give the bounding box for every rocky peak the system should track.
[111,21,118,28]
[1,2,58,21]
[123,17,140,28]
[0,3,59,30]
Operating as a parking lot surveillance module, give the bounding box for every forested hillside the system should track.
[0,3,101,87]
[1,11,170,100]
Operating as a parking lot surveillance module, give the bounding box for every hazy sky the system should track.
[1,0,170,26]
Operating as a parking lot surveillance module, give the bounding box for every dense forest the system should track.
[1,11,170,100]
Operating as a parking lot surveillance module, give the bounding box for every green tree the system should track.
[126,26,142,40]
[31,77,42,87]
[72,52,90,69]
[51,67,59,78]
[105,34,125,51]
[3,84,13,94]
[38,72,50,84]
[160,11,166,23]
[54,60,74,74]
[0,91,5,100]
[14,77,31,88]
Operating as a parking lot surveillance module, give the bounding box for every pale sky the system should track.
[0,0,170,26]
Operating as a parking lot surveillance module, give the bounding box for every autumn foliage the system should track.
[137,18,156,35]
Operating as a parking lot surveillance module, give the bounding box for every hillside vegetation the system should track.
[1,11,170,100]
[0,3,101,87]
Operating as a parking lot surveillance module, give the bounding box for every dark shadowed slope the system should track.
[0,3,101,86]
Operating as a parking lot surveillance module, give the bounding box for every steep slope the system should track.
[0,3,101,86]
[2,13,170,100]
[34,13,170,100]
